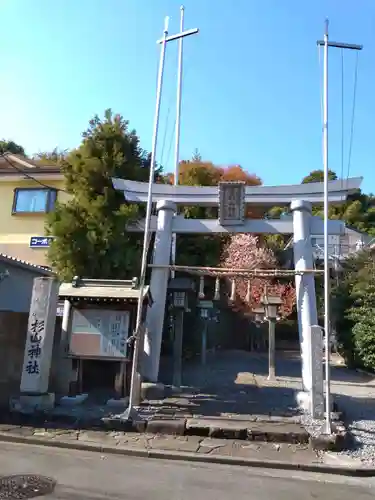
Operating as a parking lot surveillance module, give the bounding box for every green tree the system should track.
[0,140,25,156]
[46,109,151,280]
[33,148,69,165]
[302,169,337,183]
[347,258,375,370]
[332,249,375,367]
[268,169,375,240]
[191,148,202,162]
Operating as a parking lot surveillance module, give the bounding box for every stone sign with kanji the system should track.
[20,278,59,394]
[218,181,246,226]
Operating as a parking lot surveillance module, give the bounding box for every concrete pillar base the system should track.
[105,397,130,409]
[9,392,55,413]
[58,393,88,407]
[141,382,165,401]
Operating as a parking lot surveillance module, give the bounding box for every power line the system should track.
[159,104,172,167]
[164,59,190,177]
[346,51,359,182]
[318,45,324,167]
[1,154,68,193]
[318,46,361,188]
[340,49,345,187]
[165,118,176,171]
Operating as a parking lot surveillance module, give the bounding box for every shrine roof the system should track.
[0,253,54,276]
[59,278,152,303]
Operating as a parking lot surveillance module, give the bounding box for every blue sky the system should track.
[1,0,374,192]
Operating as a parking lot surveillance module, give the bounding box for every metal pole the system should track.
[174,5,184,186]
[172,309,184,387]
[201,321,207,366]
[171,5,185,278]
[267,319,276,380]
[317,21,362,432]
[323,18,331,434]
[121,17,169,420]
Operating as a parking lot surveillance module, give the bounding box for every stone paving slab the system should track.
[197,438,314,464]
[0,425,316,460]
[147,435,201,453]
[0,423,373,476]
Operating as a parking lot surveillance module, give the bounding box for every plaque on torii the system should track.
[218,181,246,226]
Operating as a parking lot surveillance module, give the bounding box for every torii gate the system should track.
[112,176,362,418]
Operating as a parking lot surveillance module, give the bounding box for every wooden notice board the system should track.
[69,309,130,359]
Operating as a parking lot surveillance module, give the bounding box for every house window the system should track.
[12,188,57,214]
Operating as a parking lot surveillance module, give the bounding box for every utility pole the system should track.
[171,6,199,278]
[119,16,170,422]
[317,20,362,435]
[119,12,199,422]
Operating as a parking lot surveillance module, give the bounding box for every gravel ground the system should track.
[296,368,375,466]
[326,367,375,466]
[335,393,375,466]
[341,420,375,465]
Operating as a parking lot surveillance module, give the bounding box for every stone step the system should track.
[184,417,309,443]
[140,416,309,444]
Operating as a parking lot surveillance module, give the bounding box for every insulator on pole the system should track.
[230,279,236,302]
[246,280,251,303]
[214,277,220,301]
[198,275,205,299]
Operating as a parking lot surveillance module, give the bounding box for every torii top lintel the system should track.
[112,177,362,206]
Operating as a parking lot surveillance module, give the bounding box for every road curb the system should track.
[0,432,374,477]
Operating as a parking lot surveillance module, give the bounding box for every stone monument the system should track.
[16,277,59,411]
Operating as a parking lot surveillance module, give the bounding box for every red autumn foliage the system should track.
[166,161,265,218]
[221,234,296,318]
[219,165,262,186]
[168,161,262,188]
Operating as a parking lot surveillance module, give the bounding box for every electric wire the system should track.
[318,46,360,189]
[318,45,324,168]
[159,104,172,168]
[165,59,190,179]
[0,154,68,193]
[346,51,359,183]
[159,39,178,169]
[340,49,345,188]
[166,118,176,172]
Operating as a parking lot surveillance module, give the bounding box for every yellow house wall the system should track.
[0,178,69,267]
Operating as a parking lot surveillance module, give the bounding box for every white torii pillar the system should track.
[291,200,324,418]
[143,200,176,382]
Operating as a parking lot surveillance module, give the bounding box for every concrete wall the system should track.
[0,261,48,313]
[0,311,28,407]
[0,310,62,407]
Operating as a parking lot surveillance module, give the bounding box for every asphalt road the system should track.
[0,442,374,500]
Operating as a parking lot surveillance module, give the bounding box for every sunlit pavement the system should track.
[0,441,374,500]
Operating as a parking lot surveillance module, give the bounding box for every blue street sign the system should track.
[29,236,54,248]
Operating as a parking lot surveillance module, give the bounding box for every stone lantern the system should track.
[168,277,195,388]
[261,293,283,380]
